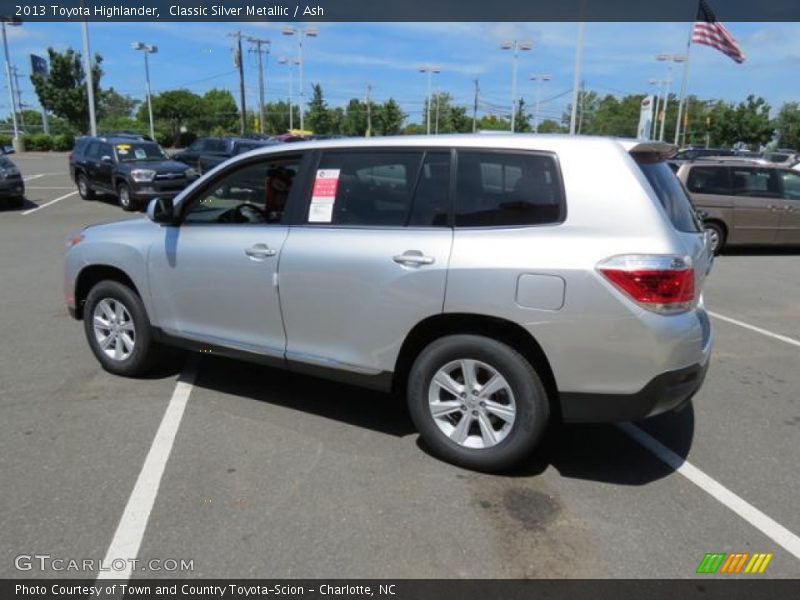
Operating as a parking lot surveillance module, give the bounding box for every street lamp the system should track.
[278,55,300,131]
[1,17,21,146]
[648,78,667,141]
[281,26,317,133]
[501,40,532,132]
[131,42,157,141]
[655,53,687,142]
[529,73,551,133]
[419,65,441,135]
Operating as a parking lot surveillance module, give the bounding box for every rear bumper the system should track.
[559,359,710,423]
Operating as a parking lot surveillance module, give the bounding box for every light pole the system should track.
[529,73,551,133]
[1,17,21,146]
[649,78,666,141]
[281,26,317,133]
[131,42,157,140]
[501,40,532,132]
[419,65,441,135]
[656,53,687,142]
[247,36,270,136]
[278,56,300,132]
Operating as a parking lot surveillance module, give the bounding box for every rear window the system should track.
[455,151,564,227]
[636,157,701,233]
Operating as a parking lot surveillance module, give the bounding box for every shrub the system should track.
[0,134,12,148]
[53,133,75,151]
[29,134,54,151]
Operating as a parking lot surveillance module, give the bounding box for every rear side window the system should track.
[636,158,701,233]
[686,166,731,195]
[455,151,564,227]
[729,167,781,197]
[311,151,423,226]
[205,139,229,153]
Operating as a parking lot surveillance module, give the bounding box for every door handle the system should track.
[393,250,435,267]
[244,244,277,259]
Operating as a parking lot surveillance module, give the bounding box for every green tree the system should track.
[477,114,510,131]
[30,47,103,133]
[537,118,566,133]
[343,98,368,136]
[423,92,471,133]
[262,100,299,134]
[142,90,203,146]
[306,84,331,134]
[195,88,239,133]
[514,98,532,133]
[374,98,405,135]
[708,95,773,148]
[98,87,138,120]
[775,102,800,150]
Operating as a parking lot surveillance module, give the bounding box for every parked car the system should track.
[763,151,798,167]
[671,147,736,162]
[0,155,24,208]
[678,159,800,253]
[64,135,713,472]
[197,138,280,173]
[172,137,231,170]
[70,136,198,211]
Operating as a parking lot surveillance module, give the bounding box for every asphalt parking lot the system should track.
[1,152,799,580]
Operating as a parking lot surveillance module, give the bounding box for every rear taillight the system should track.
[597,255,695,315]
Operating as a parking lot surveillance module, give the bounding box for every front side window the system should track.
[309,152,422,226]
[183,156,300,225]
[455,151,564,227]
[686,166,730,195]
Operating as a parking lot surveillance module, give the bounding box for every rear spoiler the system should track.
[618,140,677,161]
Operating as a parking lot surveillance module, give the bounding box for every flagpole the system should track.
[674,21,694,146]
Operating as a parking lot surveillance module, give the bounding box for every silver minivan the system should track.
[64,135,713,472]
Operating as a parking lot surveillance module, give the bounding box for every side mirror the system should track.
[147,197,175,224]
[100,155,113,163]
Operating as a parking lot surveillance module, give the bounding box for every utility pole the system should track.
[364,83,372,137]
[247,36,270,136]
[12,65,25,130]
[229,31,246,135]
[577,80,586,135]
[472,79,479,132]
[80,19,96,136]
[569,21,585,135]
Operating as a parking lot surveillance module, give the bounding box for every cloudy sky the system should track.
[4,21,799,124]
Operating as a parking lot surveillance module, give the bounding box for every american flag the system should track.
[692,0,746,64]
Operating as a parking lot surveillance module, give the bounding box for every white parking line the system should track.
[97,365,196,581]
[708,310,800,349]
[23,172,67,181]
[21,191,78,215]
[619,423,800,560]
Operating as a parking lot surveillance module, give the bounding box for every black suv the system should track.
[173,136,279,172]
[70,135,198,211]
[0,155,25,208]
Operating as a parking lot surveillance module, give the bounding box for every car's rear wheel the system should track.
[83,280,168,377]
[704,221,726,255]
[117,183,136,211]
[77,173,95,200]
[407,334,549,472]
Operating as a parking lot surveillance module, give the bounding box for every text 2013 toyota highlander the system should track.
[64,135,713,472]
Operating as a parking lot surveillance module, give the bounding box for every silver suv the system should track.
[64,135,713,472]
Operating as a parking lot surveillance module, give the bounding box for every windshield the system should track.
[115,142,168,162]
[635,155,702,233]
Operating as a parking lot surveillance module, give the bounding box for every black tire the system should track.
[77,173,95,200]
[407,334,550,473]
[83,280,168,377]
[117,182,136,212]
[704,221,726,255]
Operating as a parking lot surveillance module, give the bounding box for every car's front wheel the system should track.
[83,280,166,377]
[407,334,550,472]
[117,182,136,212]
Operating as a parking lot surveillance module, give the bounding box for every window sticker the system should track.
[116,144,130,155]
[134,148,147,159]
[308,169,340,223]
